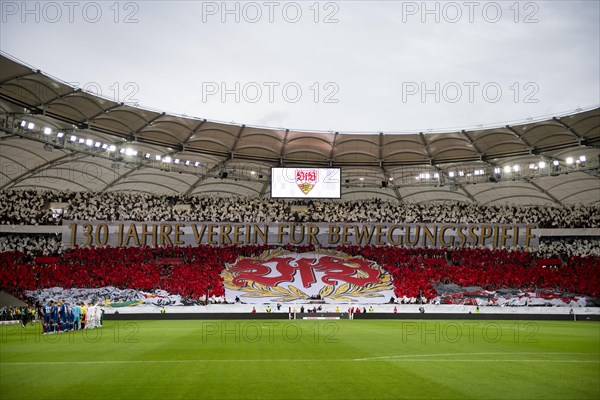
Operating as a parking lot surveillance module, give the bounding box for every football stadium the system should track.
[1,2,599,400]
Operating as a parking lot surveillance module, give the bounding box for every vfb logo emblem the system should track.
[296,169,318,195]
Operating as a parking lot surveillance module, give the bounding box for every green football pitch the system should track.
[1,319,599,400]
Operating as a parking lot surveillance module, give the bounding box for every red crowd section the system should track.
[1,244,598,301]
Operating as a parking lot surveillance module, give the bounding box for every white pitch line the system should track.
[354,353,600,361]
[1,354,599,366]
[353,352,598,361]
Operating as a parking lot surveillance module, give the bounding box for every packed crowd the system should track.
[1,244,598,304]
[0,305,36,324]
[1,189,599,228]
[1,189,597,307]
[2,234,599,259]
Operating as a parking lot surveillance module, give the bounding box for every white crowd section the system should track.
[1,189,598,228]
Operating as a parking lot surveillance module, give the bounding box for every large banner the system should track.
[62,221,539,249]
[221,249,395,303]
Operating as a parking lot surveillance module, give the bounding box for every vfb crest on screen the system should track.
[296,169,318,195]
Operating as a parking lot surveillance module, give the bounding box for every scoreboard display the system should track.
[271,168,341,199]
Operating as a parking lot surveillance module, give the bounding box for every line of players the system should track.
[41,300,104,334]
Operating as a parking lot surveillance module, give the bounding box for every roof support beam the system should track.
[279,129,289,166]
[551,117,584,141]
[182,119,208,147]
[460,129,488,162]
[418,132,435,164]
[100,165,144,193]
[328,132,339,166]
[0,69,39,85]
[0,152,85,190]
[505,125,536,152]
[86,102,125,125]
[33,88,82,109]
[183,162,226,196]
[230,125,246,155]
[523,178,562,205]
[458,184,477,203]
[379,132,402,202]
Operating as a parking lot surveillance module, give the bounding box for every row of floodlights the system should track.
[21,120,202,168]
[20,120,590,180]
[415,157,588,181]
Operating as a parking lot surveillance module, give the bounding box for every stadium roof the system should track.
[1,54,599,205]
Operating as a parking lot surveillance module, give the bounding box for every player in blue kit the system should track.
[67,304,74,331]
[58,302,69,332]
[42,300,54,334]
[50,301,59,333]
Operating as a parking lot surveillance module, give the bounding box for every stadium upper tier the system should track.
[1,190,599,228]
[1,53,599,203]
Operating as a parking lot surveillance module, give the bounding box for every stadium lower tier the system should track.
[1,244,598,307]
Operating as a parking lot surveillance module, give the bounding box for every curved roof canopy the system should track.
[1,54,599,205]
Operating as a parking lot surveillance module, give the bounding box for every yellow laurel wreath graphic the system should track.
[222,249,394,302]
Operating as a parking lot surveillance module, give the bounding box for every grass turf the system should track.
[1,319,598,400]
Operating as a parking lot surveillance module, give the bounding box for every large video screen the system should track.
[271,168,341,199]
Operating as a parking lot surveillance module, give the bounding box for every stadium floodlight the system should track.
[174,158,180,164]
[580,155,586,162]
[94,142,101,148]
[448,171,455,178]
[108,145,116,152]
[86,139,93,146]
[145,153,151,159]
[57,132,64,138]
[44,127,51,135]
[120,148,126,154]
[102,144,108,149]
[163,156,172,163]
[185,160,190,166]
[20,120,26,127]
[513,165,520,172]
[359,177,364,181]
[27,122,35,130]
[125,148,137,156]
[389,177,394,181]
[494,167,501,174]
[538,161,546,169]
[70,135,77,142]
[504,166,511,173]
[553,160,559,166]
[194,161,200,167]
[250,170,256,175]
[458,171,465,177]
[78,138,85,144]
[155,155,161,161]
[566,157,574,165]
